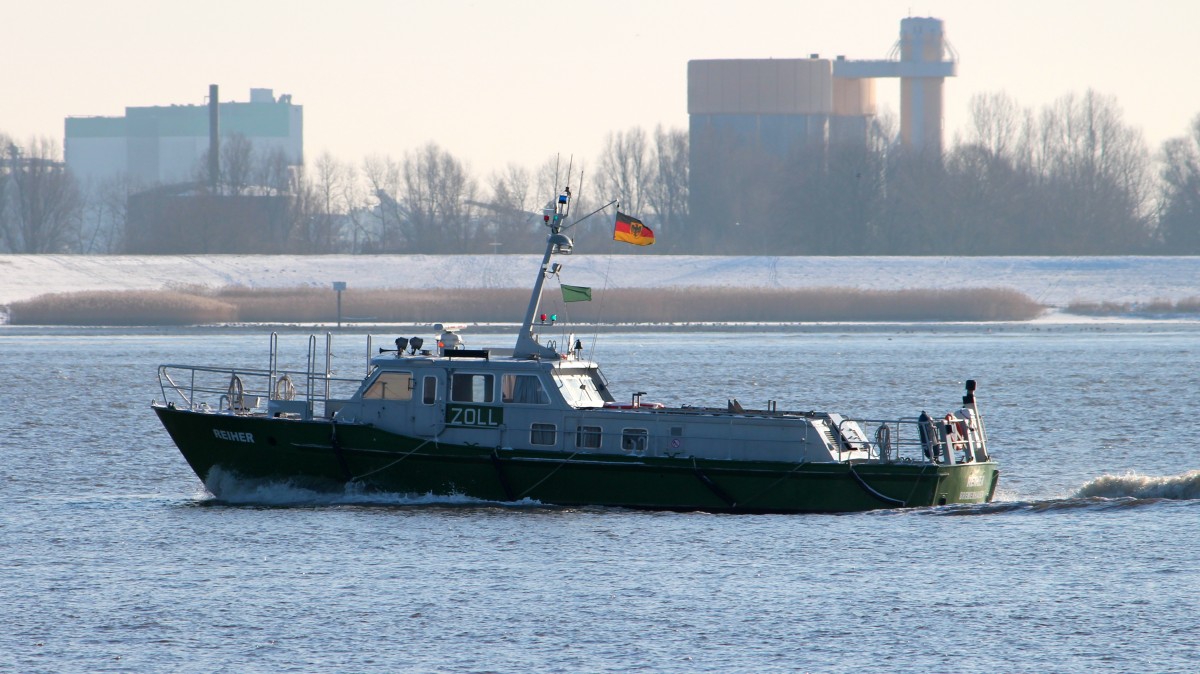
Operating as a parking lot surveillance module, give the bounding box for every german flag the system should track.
[613,212,655,246]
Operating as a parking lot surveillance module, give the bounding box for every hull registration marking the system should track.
[213,429,255,443]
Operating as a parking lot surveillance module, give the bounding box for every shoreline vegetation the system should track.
[4,286,1198,326]
[7,285,1051,326]
[1065,298,1200,316]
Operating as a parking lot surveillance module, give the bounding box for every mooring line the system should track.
[848,465,906,506]
[516,450,582,499]
[738,461,811,508]
[351,439,432,481]
[692,458,737,509]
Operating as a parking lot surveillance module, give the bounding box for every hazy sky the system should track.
[6,1,1199,177]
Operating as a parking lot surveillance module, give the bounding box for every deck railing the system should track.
[157,363,364,420]
[157,332,368,420]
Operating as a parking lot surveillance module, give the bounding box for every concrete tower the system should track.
[898,17,952,155]
[832,17,956,156]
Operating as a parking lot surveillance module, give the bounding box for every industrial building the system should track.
[685,17,956,248]
[64,87,303,187]
[688,17,955,160]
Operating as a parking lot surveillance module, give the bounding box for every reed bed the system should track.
[1065,296,1200,316]
[6,291,237,326]
[6,285,1045,325]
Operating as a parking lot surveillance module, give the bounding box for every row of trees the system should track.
[693,90,1191,254]
[3,88,1200,255]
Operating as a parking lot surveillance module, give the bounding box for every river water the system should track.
[2,324,1198,673]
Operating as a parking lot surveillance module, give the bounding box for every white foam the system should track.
[200,465,539,507]
[1074,470,1200,500]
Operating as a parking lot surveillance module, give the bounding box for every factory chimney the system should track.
[208,84,219,192]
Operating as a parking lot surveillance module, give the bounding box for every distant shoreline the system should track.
[3,254,1199,308]
[3,285,1049,326]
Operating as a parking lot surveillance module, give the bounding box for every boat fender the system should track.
[918,411,937,461]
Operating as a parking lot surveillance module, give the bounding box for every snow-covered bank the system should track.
[1,254,1197,308]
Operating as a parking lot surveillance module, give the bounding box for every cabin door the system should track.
[414,373,443,436]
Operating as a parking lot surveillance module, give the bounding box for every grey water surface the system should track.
[2,325,1198,673]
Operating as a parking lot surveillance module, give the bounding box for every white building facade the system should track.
[65,88,302,188]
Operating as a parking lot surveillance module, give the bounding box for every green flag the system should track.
[561,284,592,303]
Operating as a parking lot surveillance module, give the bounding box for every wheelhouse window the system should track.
[450,373,494,403]
[576,425,602,449]
[531,423,557,446]
[362,372,413,400]
[621,428,648,453]
[553,369,606,407]
[502,374,549,404]
[422,376,437,405]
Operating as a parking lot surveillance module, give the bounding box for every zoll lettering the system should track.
[445,404,503,428]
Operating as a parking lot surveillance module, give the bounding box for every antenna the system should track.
[575,166,586,211]
[563,155,574,219]
[552,154,561,202]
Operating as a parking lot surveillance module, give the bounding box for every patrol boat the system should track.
[152,189,1000,512]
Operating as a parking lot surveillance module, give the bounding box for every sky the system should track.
[5,0,1200,177]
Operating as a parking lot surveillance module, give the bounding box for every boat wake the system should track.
[917,470,1200,516]
[197,467,545,509]
[1073,470,1200,500]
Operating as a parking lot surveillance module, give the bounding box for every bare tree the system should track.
[598,128,649,215]
[644,125,689,245]
[1033,90,1152,252]
[398,143,480,253]
[484,163,538,252]
[942,93,1038,253]
[963,92,1024,162]
[1,137,82,253]
[0,133,11,251]
[299,151,349,252]
[220,133,256,195]
[255,147,295,196]
[78,174,137,253]
[362,154,404,251]
[1157,114,1200,251]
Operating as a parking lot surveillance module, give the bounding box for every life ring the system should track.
[227,373,245,410]
[944,413,969,449]
[946,413,969,437]
[274,374,296,401]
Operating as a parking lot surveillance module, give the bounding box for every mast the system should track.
[513,188,573,359]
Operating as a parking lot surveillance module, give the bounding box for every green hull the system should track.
[155,406,1000,513]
